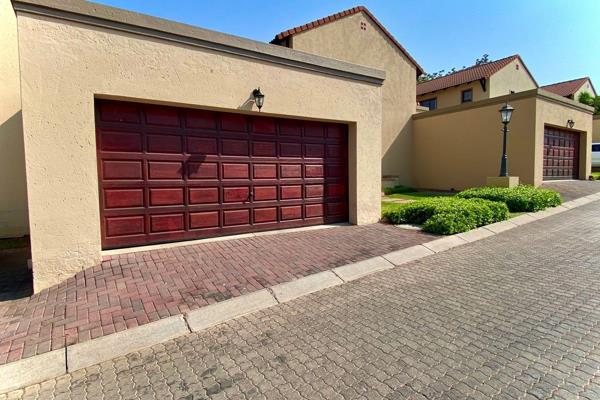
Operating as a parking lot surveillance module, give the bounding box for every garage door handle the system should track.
[248,192,253,201]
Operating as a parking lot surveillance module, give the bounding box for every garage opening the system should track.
[543,126,580,181]
[95,100,349,249]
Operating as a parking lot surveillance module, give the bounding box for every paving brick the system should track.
[0,224,433,367]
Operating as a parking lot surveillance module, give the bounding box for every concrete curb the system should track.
[186,289,278,332]
[2,196,599,394]
[422,235,468,253]
[333,256,394,281]
[382,245,434,266]
[271,271,343,303]
[66,315,189,372]
[0,349,65,394]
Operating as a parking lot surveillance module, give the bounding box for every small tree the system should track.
[578,91,595,106]
[577,91,600,115]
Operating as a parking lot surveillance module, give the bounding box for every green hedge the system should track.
[383,197,509,235]
[456,185,562,212]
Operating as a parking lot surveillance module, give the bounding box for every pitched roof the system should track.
[542,77,595,97]
[270,6,424,75]
[417,55,537,96]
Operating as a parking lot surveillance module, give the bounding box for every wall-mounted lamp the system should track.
[252,88,265,111]
[567,119,575,129]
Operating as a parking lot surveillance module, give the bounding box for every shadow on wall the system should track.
[0,111,29,239]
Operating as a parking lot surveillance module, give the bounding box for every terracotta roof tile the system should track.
[270,6,424,75]
[416,55,537,96]
[542,77,594,97]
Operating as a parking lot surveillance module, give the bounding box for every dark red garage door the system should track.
[543,126,580,180]
[96,100,348,249]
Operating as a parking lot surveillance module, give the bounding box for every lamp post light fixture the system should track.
[498,103,514,177]
[252,88,265,111]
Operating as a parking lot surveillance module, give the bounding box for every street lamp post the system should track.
[498,103,514,177]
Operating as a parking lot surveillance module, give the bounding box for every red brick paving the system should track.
[0,223,434,366]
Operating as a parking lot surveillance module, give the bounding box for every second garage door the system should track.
[96,100,348,249]
[543,126,580,180]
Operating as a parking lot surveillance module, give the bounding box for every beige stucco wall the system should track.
[412,90,593,190]
[16,12,383,291]
[593,116,600,143]
[417,81,488,110]
[284,12,418,184]
[417,59,537,111]
[488,58,537,98]
[0,0,28,238]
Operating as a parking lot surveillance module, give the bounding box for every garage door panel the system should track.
[223,187,250,203]
[223,209,250,226]
[149,188,184,206]
[222,163,249,179]
[147,134,182,154]
[279,120,302,136]
[101,131,142,152]
[280,143,302,157]
[185,110,218,130]
[145,107,180,127]
[252,117,277,135]
[252,141,277,157]
[187,137,218,154]
[103,160,143,180]
[104,189,144,208]
[305,122,325,137]
[106,215,145,237]
[253,164,277,179]
[189,187,219,204]
[254,207,277,223]
[222,139,249,156]
[99,102,140,124]
[281,164,302,178]
[148,161,183,180]
[188,162,218,180]
[220,114,247,132]
[97,100,348,248]
[150,213,185,233]
[190,211,220,229]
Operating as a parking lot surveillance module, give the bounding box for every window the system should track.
[461,89,473,103]
[592,144,600,152]
[419,98,437,110]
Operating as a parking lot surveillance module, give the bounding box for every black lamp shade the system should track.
[253,88,265,110]
[499,103,514,124]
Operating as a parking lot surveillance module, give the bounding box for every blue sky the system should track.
[95,0,600,87]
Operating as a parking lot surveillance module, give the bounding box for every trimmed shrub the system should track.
[382,197,509,235]
[456,185,562,212]
[383,184,413,195]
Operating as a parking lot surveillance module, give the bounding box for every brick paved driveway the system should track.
[0,224,434,366]
[541,180,600,201]
[5,198,600,399]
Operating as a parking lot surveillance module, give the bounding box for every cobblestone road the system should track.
[5,200,600,400]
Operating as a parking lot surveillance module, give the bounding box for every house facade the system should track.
[542,77,597,100]
[417,55,538,110]
[2,0,387,290]
[271,6,423,185]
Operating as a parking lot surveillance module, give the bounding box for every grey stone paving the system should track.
[4,200,600,400]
